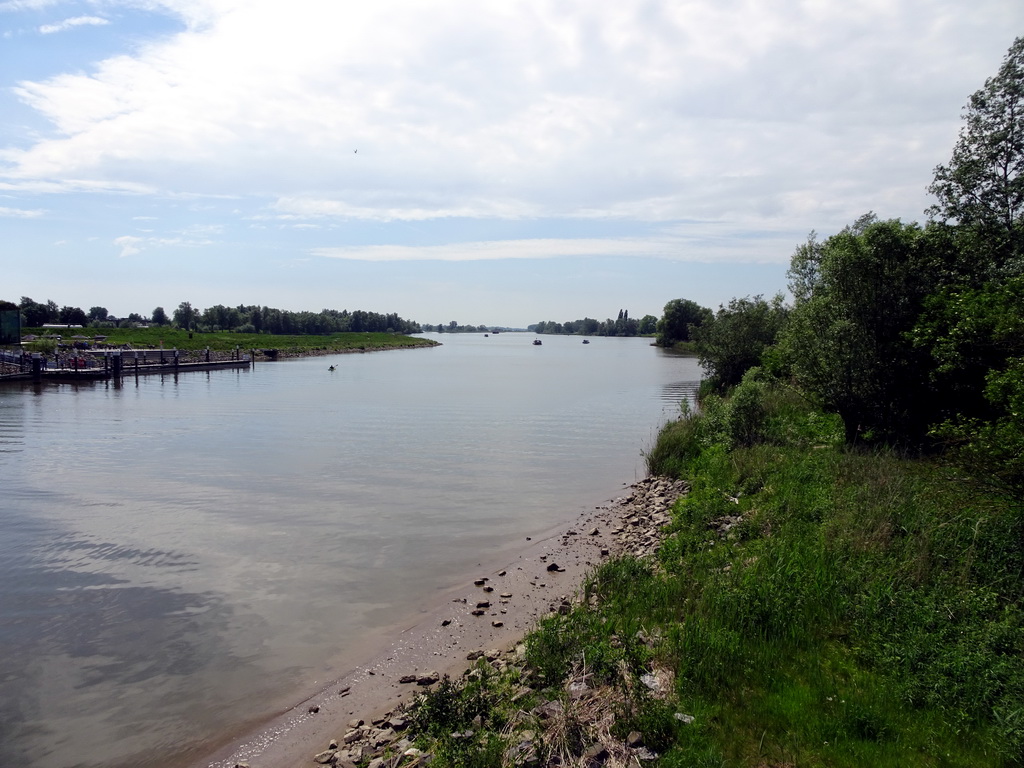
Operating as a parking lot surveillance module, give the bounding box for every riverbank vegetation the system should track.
[400,381,1022,766]
[530,310,659,337]
[18,326,436,355]
[10,299,423,335]
[399,38,1024,767]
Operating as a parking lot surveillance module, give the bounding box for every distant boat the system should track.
[533,339,542,345]
[484,333,489,337]
[582,339,590,344]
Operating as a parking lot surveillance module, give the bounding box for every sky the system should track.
[1,1,1022,328]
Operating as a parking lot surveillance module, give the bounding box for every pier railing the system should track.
[1,347,252,381]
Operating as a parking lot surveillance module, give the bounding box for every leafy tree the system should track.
[691,294,788,391]
[173,301,195,331]
[914,276,1024,495]
[783,217,937,444]
[656,298,712,346]
[638,314,658,335]
[152,306,168,325]
[58,305,88,325]
[88,306,109,322]
[927,36,1024,276]
[19,296,53,326]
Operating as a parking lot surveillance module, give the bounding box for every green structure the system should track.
[0,309,21,345]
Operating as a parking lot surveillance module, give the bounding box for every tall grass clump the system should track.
[647,368,843,478]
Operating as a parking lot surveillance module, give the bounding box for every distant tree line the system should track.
[656,37,1024,492]
[431,321,495,333]
[11,297,422,335]
[530,309,658,336]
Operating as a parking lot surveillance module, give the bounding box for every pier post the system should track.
[111,351,122,379]
[31,353,41,380]
[174,348,179,371]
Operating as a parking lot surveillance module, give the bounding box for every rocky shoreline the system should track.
[202,475,687,768]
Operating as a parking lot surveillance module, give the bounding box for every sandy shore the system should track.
[195,476,685,768]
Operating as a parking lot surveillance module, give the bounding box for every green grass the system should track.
[21,326,437,353]
[408,378,1024,766]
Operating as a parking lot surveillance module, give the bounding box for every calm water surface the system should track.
[0,333,701,768]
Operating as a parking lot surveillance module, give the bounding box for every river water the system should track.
[0,332,701,768]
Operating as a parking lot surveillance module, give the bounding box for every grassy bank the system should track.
[401,379,1024,767]
[21,326,437,354]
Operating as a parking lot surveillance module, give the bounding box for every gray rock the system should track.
[582,743,609,765]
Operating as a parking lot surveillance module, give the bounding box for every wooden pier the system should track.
[0,351,252,383]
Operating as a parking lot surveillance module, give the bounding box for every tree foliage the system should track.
[783,217,938,443]
[532,310,652,337]
[691,294,787,391]
[655,298,713,346]
[928,36,1024,275]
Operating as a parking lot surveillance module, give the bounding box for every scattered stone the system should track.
[491,620,504,627]
[313,749,337,764]
[399,674,418,684]
[308,704,321,714]
[534,700,564,720]
[674,713,695,724]
[416,671,440,685]
[583,743,609,765]
[546,562,563,572]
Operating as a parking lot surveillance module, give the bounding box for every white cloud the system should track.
[114,235,144,257]
[0,205,43,217]
[312,230,795,264]
[39,16,109,34]
[114,232,216,257]
[3,0,1023,256]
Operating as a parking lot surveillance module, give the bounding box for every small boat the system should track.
[582,339,590,344]
[533,339,542,345]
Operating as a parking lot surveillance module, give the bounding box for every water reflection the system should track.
[0,518,271,768]
[660,380,702,409]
